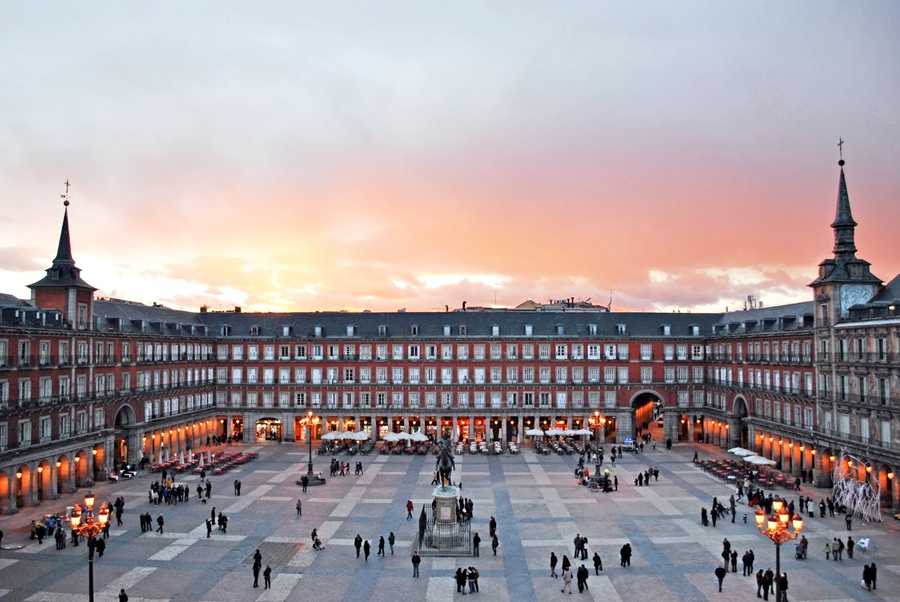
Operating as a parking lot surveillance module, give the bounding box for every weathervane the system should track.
[61,179,71,207]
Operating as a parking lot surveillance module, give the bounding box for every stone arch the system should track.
[56,454,71,495]
[36,459,53,502]
[15,463,32,508]
[73,450,90,488]
[731,395,750,449]
[0,470,10,514]
[628,390,663,437]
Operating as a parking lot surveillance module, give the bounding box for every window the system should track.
[392,345,404,360]
[587,345,600,360]
[506,344,518,359]
[19,419,32,446]
[522,344,534,360]
[641,367,652,383]
[539,345,551,360]
[640,344,652,361]
[457,344,469,360]
[555,344,567,360]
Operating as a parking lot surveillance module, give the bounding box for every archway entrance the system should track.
[36,460,52,502]
[114,405,137,469]
[630,391,661,438]
[256,418,282,441]
[15,465,31,508]
[733,397,749,449]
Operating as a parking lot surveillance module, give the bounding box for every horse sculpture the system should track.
[436,438,456,491]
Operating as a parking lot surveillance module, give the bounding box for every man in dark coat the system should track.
[715,565,727,592]
[576,564,590,593]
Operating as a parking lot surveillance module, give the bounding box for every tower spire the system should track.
[831,155,857,257]
[29,181,96,293]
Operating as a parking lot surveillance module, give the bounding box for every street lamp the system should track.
[69,492,110,602]
[589,411,606,474]
[299,410,326,486]
[755,498,803,602]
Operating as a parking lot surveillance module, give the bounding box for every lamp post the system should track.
[299,410,326,486]
[69,492,110,602]
[755,498,803,602]
[589,411,606,475]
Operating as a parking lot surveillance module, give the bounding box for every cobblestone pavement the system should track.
[1,441,898,601]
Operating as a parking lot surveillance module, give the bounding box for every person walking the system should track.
[406,499,414,519]
[296,500,302,516]
[561,566,574,594]
[388,531,395,555]
[489,516,497,538]
[592,552,603,575]
[756,569,765,598]
[301,475,308,493]
[847,536,854,559]
[845,512,852,531]
[550,551,558,578]
[871,562,877,590]
[363,539,371,561]
[263,565,271,589]
[411,551,421,578]
[863,564,872,591]
[378,536,385,557]
[715,564,727,592]
[155,515,164,534]
[118,589,129,602]
[354,534,362,558]
[205,519,212,538]
[472,532,481,556]
[491,534,499,555]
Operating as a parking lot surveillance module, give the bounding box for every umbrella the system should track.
[410,432,429,442]
[728,447,755,456]
[525,428,544,436]
[396,432,412,440]
[198,455,204,468]
[353,431,370,441]
[340,432,357,440]
[546,428,564,436]
[383,432,400,442]
[744,455,777,465]
[322,431,342,440]
[573,429,594,436]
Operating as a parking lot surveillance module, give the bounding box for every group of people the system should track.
[251,548,272,589]
[455,566,479,594]
[352,531,397,559]
[329,458,364,477]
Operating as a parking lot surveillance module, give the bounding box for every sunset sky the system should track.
[1,2,898,315]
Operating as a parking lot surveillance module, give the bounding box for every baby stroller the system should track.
[794,543,804,560]
[312,537,324,551]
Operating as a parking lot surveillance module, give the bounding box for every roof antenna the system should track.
[61,179,71,207]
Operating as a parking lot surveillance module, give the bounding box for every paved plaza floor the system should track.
[1,441,898,601]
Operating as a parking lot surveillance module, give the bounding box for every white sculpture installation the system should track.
[831,450,882,523]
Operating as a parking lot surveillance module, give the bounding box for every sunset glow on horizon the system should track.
[1,3,898,315]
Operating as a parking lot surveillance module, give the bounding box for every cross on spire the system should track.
[61,179,71,207]
[837,138,844,160]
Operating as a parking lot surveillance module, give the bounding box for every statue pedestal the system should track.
[432,486,459,523]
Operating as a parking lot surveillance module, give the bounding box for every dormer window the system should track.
[525,324,533,336]
[491,325,500,337]
[282,326,292,337]
[314,326,323,337]
[556,325,564,336]
[589,324,597,336]
[661,324,671,336]
[411,325,419,336]
[616,323,626,335]
[443,325,451,336]
[347,325,356,337]
[378,325,387,336]
[459,325,468,336]
[250,325,261,336]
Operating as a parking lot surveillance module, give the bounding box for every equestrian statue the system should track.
[435,431,456,491]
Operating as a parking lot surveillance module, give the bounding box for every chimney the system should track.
[462,300,467,311]
[234,306,242,313]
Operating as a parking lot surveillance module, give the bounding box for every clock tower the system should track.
[809,159,881,328]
